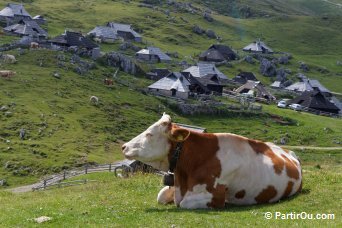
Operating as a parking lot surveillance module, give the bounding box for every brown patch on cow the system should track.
[248,140,284,175]
[281,181,294,199]
[255,185,277,203]
[235,190,246,199]
[281,154,300,179]
[169,129,225,208]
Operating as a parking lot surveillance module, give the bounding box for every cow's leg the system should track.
[157,186,175,205]
[207,184,226,208]
[179,184,226,209]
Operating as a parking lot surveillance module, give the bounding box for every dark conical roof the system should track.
[290,91,340,114]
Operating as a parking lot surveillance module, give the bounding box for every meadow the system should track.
[0,149,340,227]
[0,1,341,225]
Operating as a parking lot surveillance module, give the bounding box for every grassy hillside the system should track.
[0,149,340,226]
[0,0,341,187]
[7,0,340,92]
[196,0,342,17]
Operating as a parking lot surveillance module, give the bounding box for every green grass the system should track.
[0,149,340,227]
[0,0,341,186]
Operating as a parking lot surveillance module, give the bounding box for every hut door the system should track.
[171,89,176,97]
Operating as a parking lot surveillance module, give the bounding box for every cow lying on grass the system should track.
[122,113,302,209]
[0,70,16,79]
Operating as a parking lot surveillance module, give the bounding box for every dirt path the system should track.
[8,183,42,193]
[283,146,342,150]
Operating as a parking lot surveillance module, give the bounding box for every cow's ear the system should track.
[170,128,190,142]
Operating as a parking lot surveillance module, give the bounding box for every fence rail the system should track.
[32,162,126,191]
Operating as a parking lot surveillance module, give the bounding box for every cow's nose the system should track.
[122,145,127,151]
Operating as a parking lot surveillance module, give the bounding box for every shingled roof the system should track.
[50,31,98,49]
[199,44,237,62]
[232,72,258,84]
[285,79,313,93]
[107,22,142,38]
[148,72,190,93]
[3,19,47,37]
[0,3,31,18]
[290,91,340,114]
[183,63,228,80]
[235,80,275,100]
[136,47,172,62]
[243,40,273,53]
[87,26,118,40]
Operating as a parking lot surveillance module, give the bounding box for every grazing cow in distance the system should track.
[89,96,99,105]
[0,70,16,79]
[122,113,302,209]
[104,78,113,85]
[30,42,39,49]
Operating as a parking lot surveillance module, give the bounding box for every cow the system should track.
[30,42,39,49]
[89,95,99,105]
[0,70,16,79]
[104,78,113,85]
[122,113,302,209]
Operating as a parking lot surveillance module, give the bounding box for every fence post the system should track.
[43,180,47,189]
[85,164,88,174]
[109,164,112,172]
[63,171,66,180]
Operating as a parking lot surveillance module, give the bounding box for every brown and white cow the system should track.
[0,70,16,79]
[122,113,302,209]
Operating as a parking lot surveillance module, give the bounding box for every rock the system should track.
[317,66,329,74]
[276,68,287,82]
[4,111,13,117]
[278,55,289,64]
[0,105,9,112]
[106,52,144,76]
[206,29,216,39]
[203,12,213,22]
[299,61,309,72]
[260,58,276,77]
[34,216,52,224]
[296,73,307,80]
[0,179,7,186]
[244,55,255,64]
[284,68,292,74]
[52,72,61,79]
[71,54,81,64]
[192,25,205,35]
[337,61,342,66]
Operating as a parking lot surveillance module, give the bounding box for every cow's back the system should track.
[214,133,302,205]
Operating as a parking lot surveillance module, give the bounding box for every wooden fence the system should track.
[32,162,127,191]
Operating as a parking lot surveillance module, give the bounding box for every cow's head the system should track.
[121,113,190,171]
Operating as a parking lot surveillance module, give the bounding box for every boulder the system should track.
[260,58,276,77]
[299,62,309,72]
[244,55,255,64]
[203,13,214,22]
[206,29,217,39]
[276,68,287,82]
[106,52,144,76]
[192,25,205,35]
[278,55,289,64]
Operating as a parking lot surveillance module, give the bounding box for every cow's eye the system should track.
[146,133,153,137]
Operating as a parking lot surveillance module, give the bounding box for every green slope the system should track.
[0,0,341,186]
